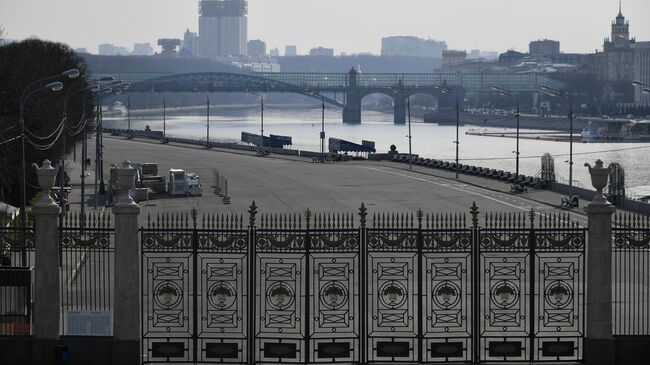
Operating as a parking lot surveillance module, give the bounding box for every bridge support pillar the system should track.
[393,95,406,125]
[343,91,361,124]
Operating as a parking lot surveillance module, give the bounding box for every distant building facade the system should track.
[634,42,650,106]
[269,47,280,57]
[381,36,447,58]
[285,45,297,57]
[133,43,153,56]
[309,47,334,57]
[98,44,115,55]
[498,50,526,66]
[529,39,560,57]
[586,4,636,82]
[198,0,248,59]
[247,39,266,57]
[442,50,467,66]
[182,29,199,56]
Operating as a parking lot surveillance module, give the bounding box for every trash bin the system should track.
[55,343,69,365]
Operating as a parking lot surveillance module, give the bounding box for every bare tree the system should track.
[0,25,6,42]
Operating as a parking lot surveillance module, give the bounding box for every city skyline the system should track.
[2,0,650,56]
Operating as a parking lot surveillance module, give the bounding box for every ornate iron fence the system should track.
[613,213,650,336]
[59,211,114,335]
[139,203,586,364]
[0,213,35,336]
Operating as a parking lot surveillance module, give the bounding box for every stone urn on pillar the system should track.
[584,159,612,205]
[31,159,57,206]
[116,160,136,206]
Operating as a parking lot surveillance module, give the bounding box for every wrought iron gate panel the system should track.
[308,225,361,363]
[476,213,585,363]
[478,227,531,363]
[196,227,249,363]
[366,225,420,363]
[141,212,250,364]
[141,228,194,363]
[422,228,474,363]
[533,228,585,362]
[255,215,307,364]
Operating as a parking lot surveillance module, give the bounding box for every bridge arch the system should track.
[126,72,345,108]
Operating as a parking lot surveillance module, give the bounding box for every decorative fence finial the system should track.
[470,202,479,228]
[248,201,258,227]
[31,159,57,206]
[305,209,312,230]
[190,207,198,229]
[416,209,423,229]
[529,208,535,229]
[584,159,613,205]
[116,160,136,206]
[359,203,368,228]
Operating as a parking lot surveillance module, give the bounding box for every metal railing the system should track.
[0,212,35,336]
[613,212,650,336]
[59,211,114,335]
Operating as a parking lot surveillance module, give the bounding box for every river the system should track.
[104,107,650,193]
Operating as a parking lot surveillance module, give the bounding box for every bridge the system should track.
[97,69,564,124]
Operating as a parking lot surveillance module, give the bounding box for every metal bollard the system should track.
[223,177,231,204]
[214,169,221,195]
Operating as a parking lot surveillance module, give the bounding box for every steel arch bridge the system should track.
[125,72,346,107]
[96,70,565,124]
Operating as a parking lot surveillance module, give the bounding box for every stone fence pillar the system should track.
[583,160,616,365]
[31,160,61,363]
[112,160,141,365]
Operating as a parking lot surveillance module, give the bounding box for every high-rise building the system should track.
[198,0,248,59]
[586,2,636,82]
[633,42,650,106]
[285,45,297,57]
[182,29,199,56]
[114,46,129,56]
[75,47,88,54]
[98,44,116,55]
[529,39,560,57]
[133,43,154,56]
[247,39,266,57]
[269,48,280,57]
[309,47,334,57]
[381,36,447,58]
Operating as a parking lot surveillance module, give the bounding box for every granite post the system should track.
[31,159,61,364]
[583,159,616,364]
[111,160,141,365]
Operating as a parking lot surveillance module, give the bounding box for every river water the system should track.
[104,107,650,192]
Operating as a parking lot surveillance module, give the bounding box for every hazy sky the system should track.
[2,0,649,55]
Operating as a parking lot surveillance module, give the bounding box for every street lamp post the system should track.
[19,68,79,230]
[434,85,461,179]
[541,85,575,190]
[206,96,210,148]
[245,91,266,155]
[18,79,67,264]
[163,96,167,141]
[59,83,100,214]
[127,96,131,134]
[407,96,412,170]
[321,101,325,162]
[94,82,129,207]
[492,86,521,179]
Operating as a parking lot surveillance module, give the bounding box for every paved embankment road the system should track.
[65,136,590,226]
